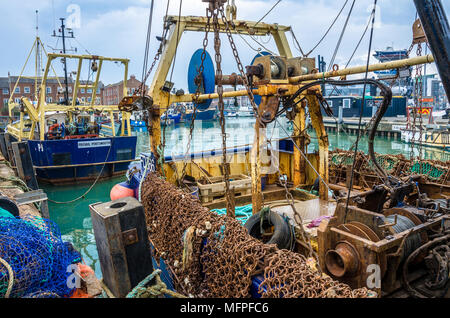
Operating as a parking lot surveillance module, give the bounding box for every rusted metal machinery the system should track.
[318,189,450,296]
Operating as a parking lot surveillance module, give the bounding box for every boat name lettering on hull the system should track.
[78,140,111,148]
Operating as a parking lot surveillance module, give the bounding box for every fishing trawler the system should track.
[92,0,450,299]
[5,20,137,184]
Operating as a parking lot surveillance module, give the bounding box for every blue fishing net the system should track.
[0,215,81,298]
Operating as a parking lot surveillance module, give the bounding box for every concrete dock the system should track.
[0,152,41,218]
[323,116,450,139]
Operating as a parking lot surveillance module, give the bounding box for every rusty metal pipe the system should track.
[215,73,245,85]
[325,242,359,277]
[289,54,435,83]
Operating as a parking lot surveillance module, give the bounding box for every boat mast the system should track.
[52,18,75,105]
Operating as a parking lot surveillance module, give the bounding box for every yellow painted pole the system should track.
[306,91,329,200]
[110,111,116,137]
[9,38,38,115]
[290,54,435,83]
[293,99,307,186]
[18,112,24,142]
[72,58,83,107]
[38,56,53,140]
[90,59,103,107]
[251,98,266,215]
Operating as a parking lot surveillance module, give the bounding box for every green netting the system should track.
[409,161,446,181]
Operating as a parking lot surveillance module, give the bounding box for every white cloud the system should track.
[1,0,449,88]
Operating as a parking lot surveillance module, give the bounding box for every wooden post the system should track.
[90,197,153,298]
[4,133,15,167]
[0,133,9,161]
[11,141,38,190]
[306,91,329,200]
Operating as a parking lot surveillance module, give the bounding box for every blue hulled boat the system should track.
[6,48,137,185]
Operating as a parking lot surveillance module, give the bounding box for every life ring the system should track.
[244,209,294,250]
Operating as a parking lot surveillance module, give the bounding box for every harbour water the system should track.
[43,117,450,278]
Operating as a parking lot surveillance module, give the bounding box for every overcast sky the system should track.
[1,0,449,90]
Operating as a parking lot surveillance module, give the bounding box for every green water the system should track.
[42,117,450,278]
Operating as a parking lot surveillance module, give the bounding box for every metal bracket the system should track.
[122,228,139,246]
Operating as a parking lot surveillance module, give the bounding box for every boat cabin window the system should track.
[343,98,351,109]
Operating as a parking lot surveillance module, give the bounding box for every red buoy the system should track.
[110,182,134,201]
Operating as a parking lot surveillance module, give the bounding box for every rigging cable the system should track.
[304,0,349,57]
[161,0,183,176]
[141,0,155,97]
[326,7,373,97]
[327,0,356,72]
[343,0,378,222]
[254,0,282,27]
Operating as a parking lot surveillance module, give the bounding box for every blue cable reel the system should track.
[187,49,215,110]
[250,51,271,106]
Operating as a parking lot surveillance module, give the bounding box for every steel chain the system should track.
[180,9,212,182]
[211,3,234,217]
[141,172,371,298]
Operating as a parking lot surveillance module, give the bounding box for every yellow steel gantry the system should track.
[7,52,133,141]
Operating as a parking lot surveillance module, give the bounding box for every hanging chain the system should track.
[211,2,234,217]
[417,43,424,173]
[217,5,264,128]
[180,8,212,183]
[410,43,424,173]
[217,3,322,255]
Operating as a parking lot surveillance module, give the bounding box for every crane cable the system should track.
[141,0,155,97]
[343,0,378,222]
[327,0,356,72]
[304,0,349,57]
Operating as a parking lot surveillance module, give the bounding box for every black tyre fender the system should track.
[0,196,20,217]
[244,210,293,250]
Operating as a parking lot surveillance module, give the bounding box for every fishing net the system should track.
[142,172,371,298]
[0,215,81,298]
[330,149,450,185]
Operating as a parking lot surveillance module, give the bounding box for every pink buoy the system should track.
[110,182,135,201]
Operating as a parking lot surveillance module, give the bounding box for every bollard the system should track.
[90,197,153,298]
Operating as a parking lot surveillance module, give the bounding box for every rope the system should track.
[125,269,187,298]
[0,257,14,298]
[47,139,114,204]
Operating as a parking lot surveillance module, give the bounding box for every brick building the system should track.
[103,75,147,105]
[0,75,104,115]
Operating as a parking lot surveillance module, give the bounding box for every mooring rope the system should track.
[0,257,14,298]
